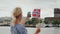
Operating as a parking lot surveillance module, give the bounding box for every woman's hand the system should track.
[34,24,40,34]
[35,28,40,34]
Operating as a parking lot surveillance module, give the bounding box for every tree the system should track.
[25,19,31,25]
[44,21,48,24]
[52,20,60,27]
[25,18,43,26]
[39,20,42,23]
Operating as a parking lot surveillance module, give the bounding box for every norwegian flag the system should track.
[32,9,40,18]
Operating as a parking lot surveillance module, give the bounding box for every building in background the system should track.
[45,17,60,24]
[44,8,60,27]
[0,17,12,26]
[54,8,60,17]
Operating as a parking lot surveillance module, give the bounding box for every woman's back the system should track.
[11,24,27,34]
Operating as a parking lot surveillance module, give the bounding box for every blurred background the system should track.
[0,0,60,34]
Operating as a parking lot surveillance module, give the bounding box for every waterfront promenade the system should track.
[0,26,60,34]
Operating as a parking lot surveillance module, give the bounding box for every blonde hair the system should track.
[12,7,22,25]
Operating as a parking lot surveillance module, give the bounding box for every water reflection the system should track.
[54,27,60,34]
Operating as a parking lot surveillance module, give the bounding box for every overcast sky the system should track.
[0,0,60,19]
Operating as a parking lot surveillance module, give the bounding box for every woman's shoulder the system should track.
[15,24,26,30]
[16,24,25,28]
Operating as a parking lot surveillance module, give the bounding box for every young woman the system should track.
[11,7,40,34]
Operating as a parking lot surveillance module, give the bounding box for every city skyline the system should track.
[0,0,60,19]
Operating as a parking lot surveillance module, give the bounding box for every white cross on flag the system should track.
[32,9,40,18]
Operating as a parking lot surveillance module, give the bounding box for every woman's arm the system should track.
[21,17,29,24]
[34,28,40,34]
